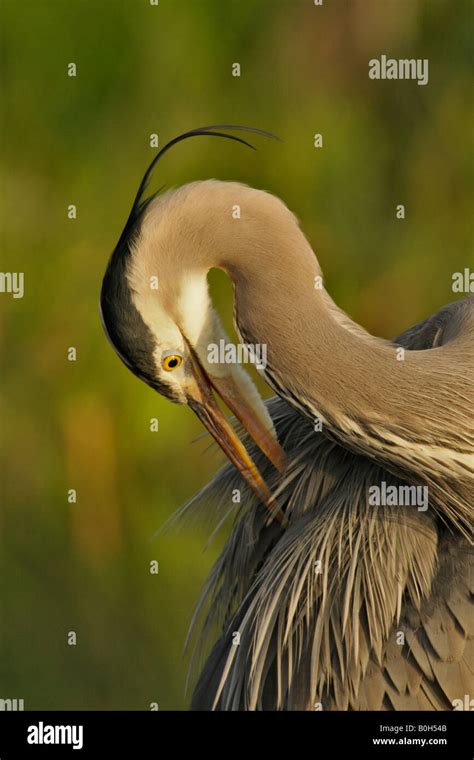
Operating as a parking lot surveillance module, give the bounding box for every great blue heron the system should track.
[100,126,473,711]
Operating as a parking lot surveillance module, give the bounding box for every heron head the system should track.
[100,130,286,516]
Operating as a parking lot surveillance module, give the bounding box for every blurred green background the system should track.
[0,0,472,709]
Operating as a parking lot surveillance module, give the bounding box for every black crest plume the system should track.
[116,124,280,255]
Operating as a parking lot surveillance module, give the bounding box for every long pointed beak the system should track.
[186,353,287,527]
[206,374,286,474]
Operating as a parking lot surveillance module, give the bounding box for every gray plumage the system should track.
[182,298,473,710]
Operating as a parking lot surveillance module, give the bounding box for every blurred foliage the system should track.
[0,0,472,709]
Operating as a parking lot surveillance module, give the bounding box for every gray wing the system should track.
[186,297,473,710]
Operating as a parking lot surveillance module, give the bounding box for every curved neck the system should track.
[194,187,474,491]
[141,181,473,495]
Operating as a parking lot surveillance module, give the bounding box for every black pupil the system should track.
[168,358,178,368]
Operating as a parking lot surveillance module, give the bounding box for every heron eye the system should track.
[162,354,183,372]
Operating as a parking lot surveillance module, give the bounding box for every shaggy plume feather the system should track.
[169,301,474,710]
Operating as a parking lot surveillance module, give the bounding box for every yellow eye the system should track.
[162,354,183,372]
